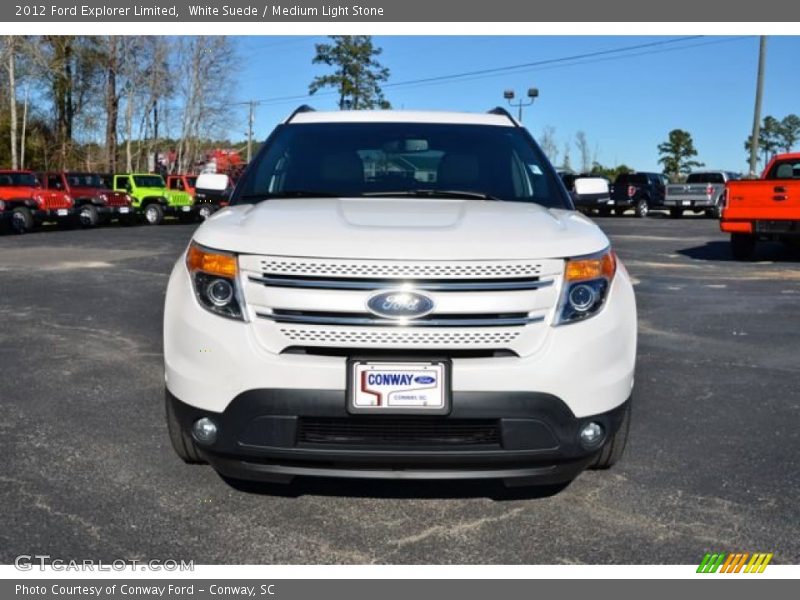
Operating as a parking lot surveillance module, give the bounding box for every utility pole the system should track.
[246,100,258,164]
[153,100,159,174]
[749,36,767,178]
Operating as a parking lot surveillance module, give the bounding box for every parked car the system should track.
[560,172,612,214]
[608,172,667,217]
[0,170,75,233]
[721,153,800,260]
[166,174,198,196]
[163,107,637,489]
[40,172,133,227]
[192,173,233,219]
[665,171,740,219]
[112,173,194,225]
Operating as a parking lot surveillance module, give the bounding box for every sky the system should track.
[228,35,800,173]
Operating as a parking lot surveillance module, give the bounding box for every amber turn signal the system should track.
[186,242,238,278]
[565,250,616,282]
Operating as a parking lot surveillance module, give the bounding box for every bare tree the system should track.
[562,141,572,171]
[2,37,19,169]
[175,37,236,172]
[538,125,559,166]
[575,131,590,173]
[103,36,120,172]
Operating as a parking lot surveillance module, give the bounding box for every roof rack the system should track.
[285,104,315,123]
[487,107,518,127]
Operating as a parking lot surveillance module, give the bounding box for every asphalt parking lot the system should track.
[1,213,798,565]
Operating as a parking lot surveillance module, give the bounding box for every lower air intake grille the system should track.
[297,417,501,447]
[279,327,521,347]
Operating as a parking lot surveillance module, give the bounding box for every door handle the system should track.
[772,195,788,201]
[774,186,787,193]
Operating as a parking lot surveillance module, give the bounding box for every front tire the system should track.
[78,204,100,228]
[10,206,34,234]
[165,390,204,464]
[144,203,165,225]
[590,402,631,469]
[731,233,756,261]
[669,207,683,219]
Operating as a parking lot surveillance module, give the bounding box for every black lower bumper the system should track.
[168,389,630,485]
[32,207,76,221]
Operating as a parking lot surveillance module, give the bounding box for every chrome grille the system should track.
[259,258,544,279]
[278,327,522,347]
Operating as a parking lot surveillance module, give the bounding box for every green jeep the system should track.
[113,173,195,225]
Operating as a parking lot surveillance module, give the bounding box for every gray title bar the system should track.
[3,579,796,600]
[3,0,800,22]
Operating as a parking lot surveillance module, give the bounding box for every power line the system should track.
[245,36,708,107]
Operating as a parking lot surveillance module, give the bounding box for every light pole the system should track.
[504,88,539,123]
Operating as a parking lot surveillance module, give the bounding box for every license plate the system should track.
[118,207,130,214]
[57,209,68,216]
[682,200,691,206]
[348,360,450,415]
[181,206,191,212]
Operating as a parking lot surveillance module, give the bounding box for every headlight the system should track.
[186,241,245,320]
[64,194,73,206]
[0,200,5,211]
[97,193,108,204]
[554,248,616,326]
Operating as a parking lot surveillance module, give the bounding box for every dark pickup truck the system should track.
[608,172,668,218]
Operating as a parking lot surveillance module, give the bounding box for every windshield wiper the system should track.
[363,189,500,201]
[240,190,340,202]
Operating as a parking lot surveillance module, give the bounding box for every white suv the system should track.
[163,107,637,488]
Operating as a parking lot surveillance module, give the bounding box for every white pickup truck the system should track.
[664,170,740,219]
[163,108,637,489]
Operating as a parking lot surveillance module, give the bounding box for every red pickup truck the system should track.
[42,172,133,227]
[722,153,800,260]
[0,170,75,233]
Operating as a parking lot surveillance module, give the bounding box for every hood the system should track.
[0,185,41,199]
[192,197,609,261]
[136,186,168,196]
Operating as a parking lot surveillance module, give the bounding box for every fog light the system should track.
[206,278,234,307]
[579,422,604,447]
[192,417,218,445]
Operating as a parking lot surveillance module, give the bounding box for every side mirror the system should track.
[573,177,610,196]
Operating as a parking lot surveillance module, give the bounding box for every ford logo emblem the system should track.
[414,375,436,385]
[366,289,435,320]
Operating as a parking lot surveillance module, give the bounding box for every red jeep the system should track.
[0,170,75,233]
[166,174,197,197]
[43,172,134,227]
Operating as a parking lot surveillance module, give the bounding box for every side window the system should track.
[117,176,132,191]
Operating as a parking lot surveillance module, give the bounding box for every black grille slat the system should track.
[298,417,501,447]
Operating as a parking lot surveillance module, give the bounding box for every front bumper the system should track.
[97,204,133,216]
[32,207,76,221]
[168,388,630,484]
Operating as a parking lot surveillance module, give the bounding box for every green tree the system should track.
[744,115,783,167]
[779,114,800,152]
[309,36,390,110]
[657,129,703,180]
[590,161,632,182]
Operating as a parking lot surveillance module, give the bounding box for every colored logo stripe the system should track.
[697,552,773,573]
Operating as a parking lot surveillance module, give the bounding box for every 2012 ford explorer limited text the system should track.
[163,108,637,488]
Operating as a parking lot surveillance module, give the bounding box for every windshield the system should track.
[686,173,724,184]
[186,176,197,188]
[133,175,165,188]
[0,172,39,187]
[614,173,647,185]
[67,173,105,188]
[233,122,567,209]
